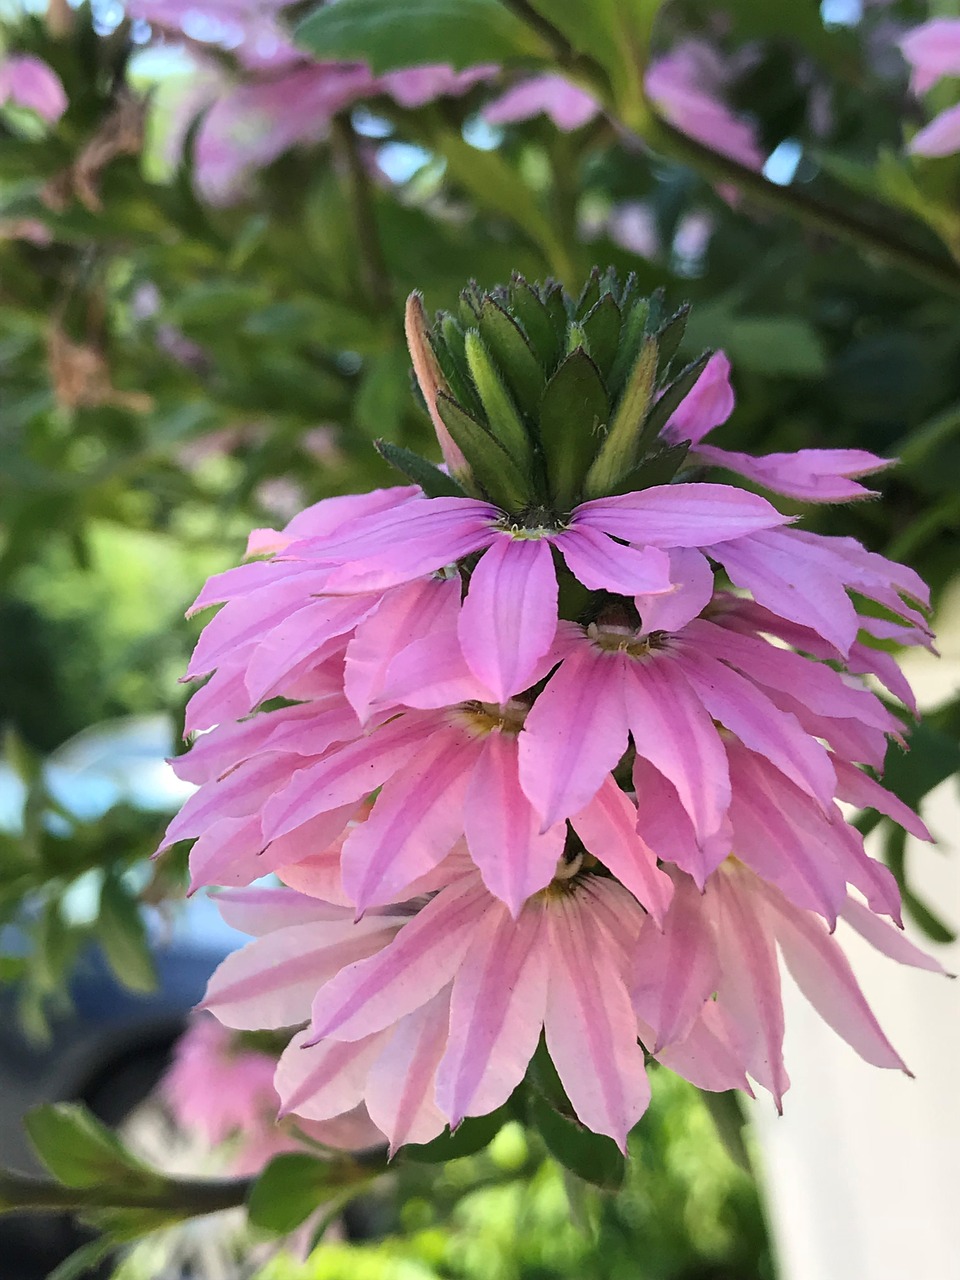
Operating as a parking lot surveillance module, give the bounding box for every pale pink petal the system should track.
[649,1002,753,1094]
[187,814,265,889]
[0,55,68,122]
[631,871,718,1050]
[570,778,674,926]
[636,547,714,635]
[378,630,495,709]
[660,351,734,446]
[276,1027,388,1120]
[712,869,789,1108]
[788,529,930,612]
[262,804,363,896]
[458,535,558,703]
[519,643,630,828]
[365,990,451,1154]
[463,731,567,916]
[909,101,960,157]
[188,561,330,617]
[308,875,490,1043]
[708,531,860,656]
[692,446,893,503]
[762,885,910,1072]
[171,701,319,785]
[163,754,294,850]
[183,663,257,734]
[482,73,600,131]
[435,899,548,1125]
[262,714,438,841]
[202,918,398,1030]
[832,755,932,842]
[840,898,948,975]
[552,527,674,597]
[727,743,847,924]
[340,729,476,910]
[672,644,837,809]
[829,815,903,923]
[848,641,919,716]
[544,892,651,1149]
[344,577,462,720]
[900,19,960,94]
[213,887,352,934]
[624,657,730,846]
[244,596,373,704]
[633,756,732,886]
[573,483,787,548]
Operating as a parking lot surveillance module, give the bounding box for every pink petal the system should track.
[482,73,600,131]
[213,887,352,934]
[631,871,719,1051]
[840,897,947,975]
[672,644,836,809]
[761,884,910,1072]
[544,892,651,1149]
[788,529,930,612]
[900,19,960,94]
[848,641,919,717]
[378,630,495,709]
[162,753,294,850]
[832,756,932,842]
[171,701,318,786]
[552,527,674,597]
[636,547,714,635]
[340,728,476,911]
[464,731,567,916]
[262,713,437,841]
[909,101,960,157]
[692,446,893,503]
[624,656,731,846]
[202,917,397,1030]
[458,535,558,703]
[435,899,548,1125]
[726,743,847,924]
[244,596,373,704]
[830,816,903,923]
[344,577,462,720]
[712,868,789,1108]
[571,778,674,926]
[275,1027,388,1120]
[187,814,265,889]
[308,875,490,1043]
[519,642,630,829]
[650,1002,753,1094]
[707,530,859,656]
[188,561,329,617]
[632,756,732,886]
[365,990,451,1154]
[573,483,787,548]
[660,350,734,446]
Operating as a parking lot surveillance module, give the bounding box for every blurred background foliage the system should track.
[1,0,959,1273]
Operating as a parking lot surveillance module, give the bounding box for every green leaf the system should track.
[477,298,545,420]
[509,277,563,373]
[374,440,465,497]
[247,1153,343,1235]
[585,334,657,498]
[45,1237,116,1280]
[404,1109,508,1163]
[96,875,157,994]
[295,0,551,73]
[436,393,533,510]
[724,317,827,378]
[529,1093,626,1191]
[540,349,609,510]
[464,329,535,470]
[25,1104,153,1189]
[699,1090,752,1173]
[580,294,622,380]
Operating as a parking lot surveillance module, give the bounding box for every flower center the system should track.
[455,699,528,736]
[587,620,657,659]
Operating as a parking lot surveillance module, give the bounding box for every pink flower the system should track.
[383,64,497,108]
[899,20,960,156]
[0,55,67,122]
[483,74,601,132]
[662,351,898,503]
[645,46,765,171]
[161,1011,381,1172]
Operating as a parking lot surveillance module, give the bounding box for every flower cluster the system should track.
[164,273,943,1155]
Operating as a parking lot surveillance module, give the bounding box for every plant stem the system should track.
[0,1171,252,1217]
[330,114,393,315]
[643,116,960,299]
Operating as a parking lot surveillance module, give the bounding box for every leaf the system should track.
[509,277,563,373]
[403,1108,509,1163]
[295,0,551,73]
[477,298,545,420]
[580,294,622,379]
[375,440,466,497]
[610,442,689,495]
[699,1089,752,1172]
[45,1237,116,1280]
[463,328,535,470]
[25,1104,153,1189]
[529,1093,626,1191]
[585,334,657,497]
[96,875,157,994]
[436,392,533,510]
[724,317,827,378]
[247,1153,343,1235]
[540,349,609,510]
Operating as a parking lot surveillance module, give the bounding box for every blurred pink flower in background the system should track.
[0,54,68,122]
[900,19,960,156]
[483,73,601,131]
